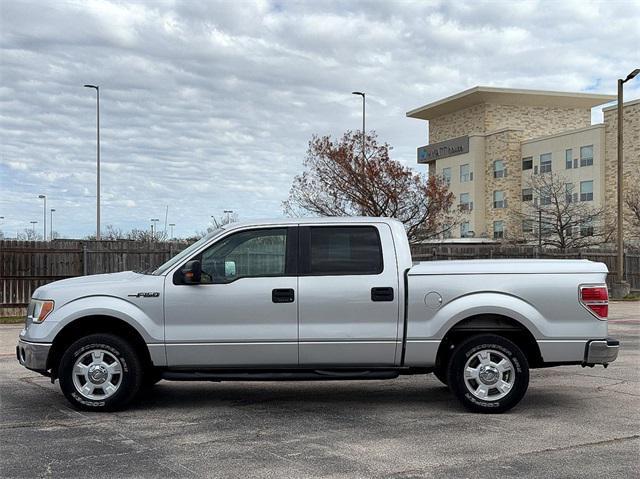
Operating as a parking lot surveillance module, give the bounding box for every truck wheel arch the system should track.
[47,315,153,378]
[435,314,543,370]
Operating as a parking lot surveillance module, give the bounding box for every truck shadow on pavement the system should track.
[125,379,568,415]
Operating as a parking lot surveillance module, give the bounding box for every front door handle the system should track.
[371,287,394,302]
[272,288,295,303]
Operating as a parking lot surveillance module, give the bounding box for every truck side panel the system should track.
[404,271,608,366]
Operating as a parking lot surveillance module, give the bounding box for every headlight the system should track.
[29,299,55,323]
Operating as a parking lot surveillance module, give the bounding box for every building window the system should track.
[459,193,473,212]
[493,190,506,209]
[565,149,573,169]
[442,167,451,186]
[580,180,594,201]
[460,164,472,182]
[522,219,534,234]
[460,221,470,238]
[493,160,506,178]
[522,157,533,170]
[522,188,533,202]
[540,153,552,173]
[565,183,574,203]
[581,221,594,237]
[540,187,552,206]
[580,145,594,167]
[493,221,504,239]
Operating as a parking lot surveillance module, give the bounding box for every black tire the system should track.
[447,334,529,414]
[433,365,449,386]
[142,368,163,389]
[58,333,143,411]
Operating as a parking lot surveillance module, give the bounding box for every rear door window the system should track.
[305,226,383,275]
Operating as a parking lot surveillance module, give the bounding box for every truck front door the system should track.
[163,226,298,367]
[297,224,400,366]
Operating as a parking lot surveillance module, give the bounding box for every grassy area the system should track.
[621,293,640,301]
[0,317,23,324]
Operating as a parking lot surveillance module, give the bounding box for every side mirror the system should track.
[181,260,202,284]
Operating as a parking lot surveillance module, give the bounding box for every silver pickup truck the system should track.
[17,217,618,413]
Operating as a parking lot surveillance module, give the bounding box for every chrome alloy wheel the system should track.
[72,349,123,400]
[463,349,515,401]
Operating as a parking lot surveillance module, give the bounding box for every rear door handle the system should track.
[272,288,295,303]
[371,287,394,302]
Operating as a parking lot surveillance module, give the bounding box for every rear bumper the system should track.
[16,339,51,373]
[584,337,619,365]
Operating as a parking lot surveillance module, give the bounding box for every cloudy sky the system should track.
[1,0,639,239]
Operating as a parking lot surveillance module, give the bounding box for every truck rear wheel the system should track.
[447,334,529,414]
[58,333,143,411]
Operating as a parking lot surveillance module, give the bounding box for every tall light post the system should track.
[84,84,100,240]
[50,208,56,240]
[614,68,639,297]
[150,218,159,241]
[169,223,175,239]
[224,209,233,224]
[30,220,38,238]
[352,91,366,215]
[351,91,365,159]
[38,195,46,240]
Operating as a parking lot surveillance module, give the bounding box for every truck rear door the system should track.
[297,223,400,366]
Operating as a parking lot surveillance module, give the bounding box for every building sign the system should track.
[417,135,469,163]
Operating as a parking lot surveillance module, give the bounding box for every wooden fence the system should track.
[0,239,189,314]
[411,244,640,290]
[1,239,638,315]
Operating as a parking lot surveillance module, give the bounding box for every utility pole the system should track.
[38,195,46,241]
[352,91,366,216]
[150,218,159,241]
[50,208,56,240]
[612,68,639,298]
[84,84,101,240]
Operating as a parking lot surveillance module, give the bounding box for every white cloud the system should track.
[1,0,639,239]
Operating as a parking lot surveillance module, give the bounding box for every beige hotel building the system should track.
[407,86,640,243]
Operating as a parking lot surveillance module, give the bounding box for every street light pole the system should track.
[30,221,38,237]
[50,209,56,240]
[38,195,46,240]
[224,209,233,224]
[169,223,175,239]
[150,218,159,241]
[84,84,100,240]
[615,68,639,293]
[351,91,365,159]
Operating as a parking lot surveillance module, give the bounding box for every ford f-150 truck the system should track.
[17,217,619,413]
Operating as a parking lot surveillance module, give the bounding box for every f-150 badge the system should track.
[128,292,160,298]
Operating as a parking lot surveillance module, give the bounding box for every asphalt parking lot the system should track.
[1,302,638,478]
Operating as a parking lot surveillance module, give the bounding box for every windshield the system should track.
[152,228,224,275]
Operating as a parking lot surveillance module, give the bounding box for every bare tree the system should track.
[210,212,239,228]
[515,172,613,249]
[625,182,640,241]
[17,228,42,241]
[283,131,457,243]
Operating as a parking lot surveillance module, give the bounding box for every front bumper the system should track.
[16,339,51,373]
[584,337,619,365]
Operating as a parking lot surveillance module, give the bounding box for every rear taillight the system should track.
[580,285,608,319]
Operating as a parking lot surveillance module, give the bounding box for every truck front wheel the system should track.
[58,333,143,411]
[447,334,529,414]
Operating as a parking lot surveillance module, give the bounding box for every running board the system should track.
[160,369,401,382]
